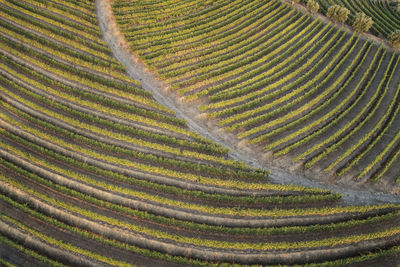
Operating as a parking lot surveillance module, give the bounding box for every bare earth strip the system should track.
[95,0,400,205]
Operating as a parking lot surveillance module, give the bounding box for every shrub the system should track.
[327,5,350,23]
[352,12,373,32]
[291,0,300,5]
[389,30,400,49]
[307,0,320,14]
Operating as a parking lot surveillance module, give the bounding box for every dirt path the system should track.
[95,0,400,206]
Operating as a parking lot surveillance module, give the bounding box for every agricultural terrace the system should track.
[0,0,400,266]
[113,0,400,191]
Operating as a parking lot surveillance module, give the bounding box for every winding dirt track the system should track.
[95,0,400,205]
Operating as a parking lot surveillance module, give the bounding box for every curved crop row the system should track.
[317,0,400,38]
[1,0,400,265]
[113,0,400,189]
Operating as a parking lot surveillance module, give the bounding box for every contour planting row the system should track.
[0,0,338,228]
[378,0,400,22]
[113,0,400,189]
[0,0,322,203]
[1,163,400,266]
[1,0,400,265]
[317,0,400,37]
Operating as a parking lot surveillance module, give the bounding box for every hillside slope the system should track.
[1,0,400,265]
[113,0,400,194]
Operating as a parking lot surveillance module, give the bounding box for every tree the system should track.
[389,30,400,49]
[307,0,320,14]
[337,6,350,23]
[352,12,373,32]
[327,5,350,23]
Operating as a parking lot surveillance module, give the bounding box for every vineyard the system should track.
[1,0,400,266]
[114,0,400,191]
[317,0,400,38]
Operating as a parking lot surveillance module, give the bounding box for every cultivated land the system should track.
[317,0,400,38]
[1,0,400,265]
[113,0,400,194]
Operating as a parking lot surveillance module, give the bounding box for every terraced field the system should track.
[1,0,400,265]
[113,0,400,192]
